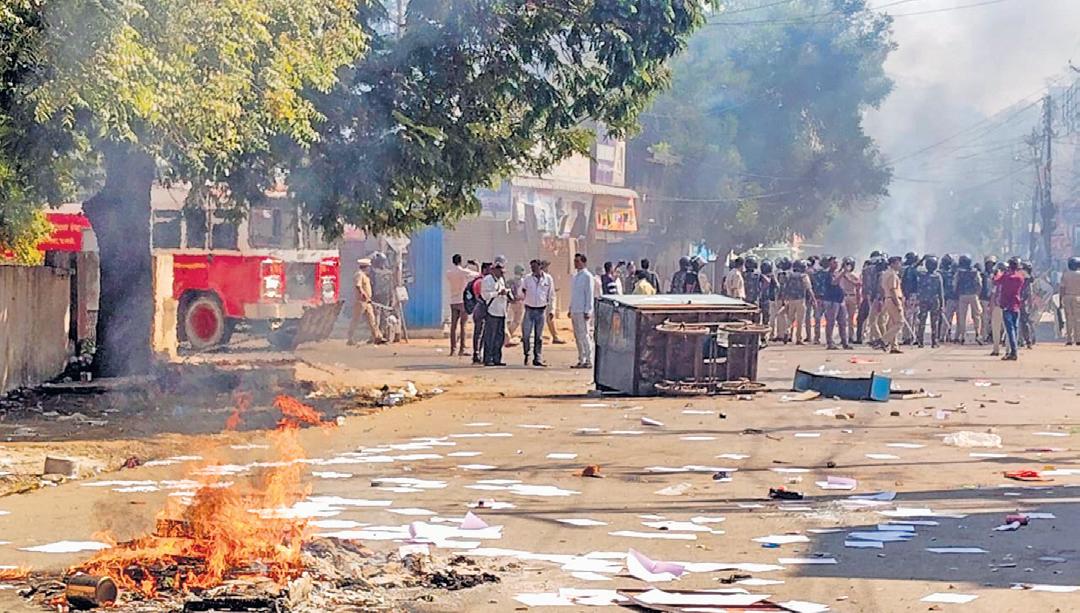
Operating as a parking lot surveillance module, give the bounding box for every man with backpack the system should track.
[446,254,477,356]
[481,261,512,366]
[466,262,492,364]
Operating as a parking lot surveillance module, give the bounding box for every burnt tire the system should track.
[183,295,232,350]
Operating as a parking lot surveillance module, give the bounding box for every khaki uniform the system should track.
[839,272,861,337]
[348,269,383,344]
[1061,271,1080,344]
[880,268,904,351]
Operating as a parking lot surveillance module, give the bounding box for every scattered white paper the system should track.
[447,451,483,457]
[816,476,857,490]
[309,519,366,529]
[880,507,967,518]
[460,512,489,530]
[716,453,751,460]
[654,483,694,496]
[921,593,978,604]
[926,547,988,554]
[468,500,515,510]
[779,601,831,613]
[557,518,608,527]
[634,589,767,608]
[794,432,821,438]
[779,557,837,565]
[866,453,901,460]
[580,403,609,408]
[546,453,578,460]
[738,578,785,586]
[458,464,497,470]
[680,436,716,441]
[887,442,925,449]
[609,530,697,541]
[969,452,1009,458]
[847,531,914,542]
[20,541,111,553]
[845,540,884,549]
[1033,432,1069,437]
[770,467,811,474]
[1010,584,1080,593]
[610,430,645,436]
[642,520,712,533]
[690,516,726,524]
[312,471,352,479]
[641,417,664,427]
[464,422,493,427]
[571,571,614,582]
[518,424,553,430]
[626,549,685,582]
[682,410,715,415]
[387,508,436,516]
[753,534,809,545]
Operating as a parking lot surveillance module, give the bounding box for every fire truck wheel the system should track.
[183,295,231,350]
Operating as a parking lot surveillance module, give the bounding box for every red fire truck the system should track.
[151,187,342,350]
[9,190,344,351]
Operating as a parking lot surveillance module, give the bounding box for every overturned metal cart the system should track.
[593,294,765,396]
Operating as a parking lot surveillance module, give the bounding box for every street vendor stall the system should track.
[593,294,763,396]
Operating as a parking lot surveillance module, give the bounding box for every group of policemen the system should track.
[724,251,1079,354]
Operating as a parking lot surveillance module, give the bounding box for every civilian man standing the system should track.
[446,254,476,356]
[519,259,555,366]
[995,258,1026,361]
[481,261,510,366]
[570,253,596,369]
[641,259,662,295]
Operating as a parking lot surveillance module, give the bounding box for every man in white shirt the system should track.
[480,261,511,366]
[446,254,477,356]
[569,253,596,369]
[723,257,746,300]
[519,259,555,366]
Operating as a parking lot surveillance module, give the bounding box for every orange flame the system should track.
[75,395,334,598]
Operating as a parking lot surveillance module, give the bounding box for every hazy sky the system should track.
[836,0,1080,253]
[866,0,1080,163]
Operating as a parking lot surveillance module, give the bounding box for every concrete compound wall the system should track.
[0,265,72,393]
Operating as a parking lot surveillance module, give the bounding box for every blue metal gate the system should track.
[405,226,444,329]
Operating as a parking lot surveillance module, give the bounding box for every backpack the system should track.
[462,276,481,314]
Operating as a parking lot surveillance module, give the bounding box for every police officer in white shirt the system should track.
[480,261,511,366]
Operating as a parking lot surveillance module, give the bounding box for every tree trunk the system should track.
[83,143,155,377]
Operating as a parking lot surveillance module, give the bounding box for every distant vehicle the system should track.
[152,187,342,350]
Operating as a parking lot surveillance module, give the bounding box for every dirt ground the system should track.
[0,333,1078,612]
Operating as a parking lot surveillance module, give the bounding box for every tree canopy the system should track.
[628,0,895,251]
[290,0,708,238]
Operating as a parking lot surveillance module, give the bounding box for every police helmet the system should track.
[793,259,807,273]
[870,250,882,258]
[842,256,856,268]
[678,256,691,269]
[1021,260,1033,274]
[923,255,939,273]
[940,254,954,268]
[745,256,759,272]
[760,259,773,274]
[904,251,918,266]
[1069,256,1080,272]
[984,255,998,267]
[1007,256,1021,270]
[778,257,792,271]
[957,254,973,269]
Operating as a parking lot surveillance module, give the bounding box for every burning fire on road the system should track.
[16,395,500,611]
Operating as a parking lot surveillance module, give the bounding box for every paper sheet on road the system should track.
[921,593,979,603]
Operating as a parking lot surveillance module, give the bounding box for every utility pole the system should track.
[1039,94,1055,270]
